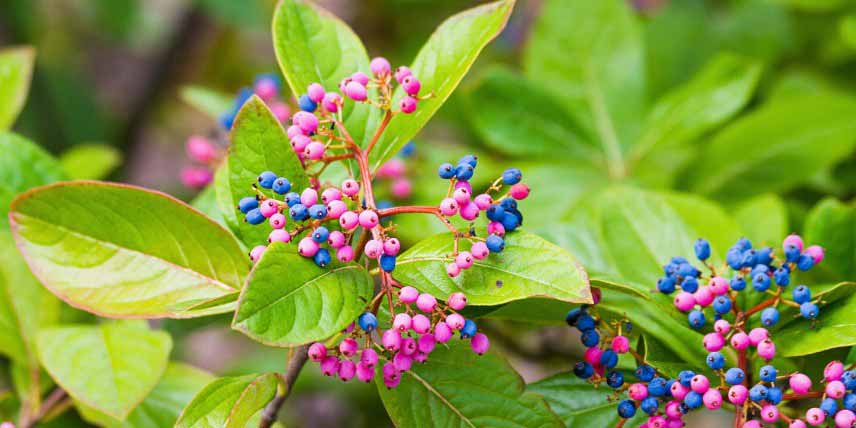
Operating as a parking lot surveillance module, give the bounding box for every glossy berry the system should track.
[455,164,474,180]
[800,302,819,319]
[607,370,625,388]
[760,307,780,327]
[380,254,396,272]
[648,377,668,397]
[730,276,747,291]
[617,400,636,419]
[600,350,618,369]
[460,319,477,339]
[438,163,456,179]
[238,196,259,213]
[486,234,505,253]
[636,365,656,382]
[245,208,265,225]
[706,352,725,370]
[793,285,812,304]
[712,296,732,314]
[580,329,599,347]
[694,238,711,261]
[688,310,706,329]
[749,384,768,402]
[312,226,329,243]
[257,171,277,189]
[298,94,317,112]
[358,312,378,332]
[725,368,745,385]
[753,273,771,292]
[574,362,594,379]
[313,248,331,267]
[502,168,522,185]
[759,365,777,382]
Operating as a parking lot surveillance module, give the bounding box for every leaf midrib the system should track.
[402,370,477,428]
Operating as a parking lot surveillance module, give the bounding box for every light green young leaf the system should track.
[174,373,278,428]
[191,183,225,228]
[180,85,234,119]
[0,132,66,227]
[686,93,856,200]
[805,198,856,279]
[0,47,35,130]
[732,194,788,247]
[213,162,243,244]
[527,374,646,428]
[59,144,122,180]
[378,340,564,428]
[233,243,373,346]
[369,0,515,170]
[226,96,309,248]
[37,321,172,419]
[395,230,592,306]
[10,181,248,318]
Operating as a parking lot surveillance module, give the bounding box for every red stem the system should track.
[377,205,439,217]
[744,295,778,317]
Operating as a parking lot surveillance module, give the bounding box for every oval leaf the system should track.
[0,47,35,130]
[232,243,373,346]
[37,321,172,419]
[369,0,515,170]
[377,340,563,428]
[394,230,591,306]
[805,198,856,280]
[527,374,646,428]
[777,292,856,357]
[10,181,248,318]
[0,132,66,227]
[175,373,278,428]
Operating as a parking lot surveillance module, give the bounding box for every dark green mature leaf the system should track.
[527,374,646,428]
[520,163,606,231]
[37,321,172,419]
[174,373,278,428]
[805,198,856,279]
[377,341,564,428]
[777,292,856,357]
[227,96,309,247]
[524,0,644,177]
[643,0,712,96]
[0,132,66,227]
[272,0,379,146]
[233,243,373,346]
[76,362,214,428]
[733,194,788,247]
[0,47,34,130]
[180,85,234,120]
[10,181,248,318]
[369,0,515,170]
[59,144,122,180]
[685,93,856,200]
[395,230,592,306]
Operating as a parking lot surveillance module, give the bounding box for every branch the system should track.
[744,295,778,317]
[365,110,392,155]
[259,344,310,428]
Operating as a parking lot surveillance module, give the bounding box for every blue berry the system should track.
[736,237,752,251]
[800,302,819,319]
[821,397,838,415]
[298,94,317,112]
[289,204,309,221]
[759,365,777,382]
[358,312,378,332]
[664,379,677,397]
[272,177,291,194]
[688,310,706,329]
[774,267,790,287]
[725,368,745,385]
[574,362,594,379]
[842,371,856,390]
[751,264,769,277]
[313,248,331,267]
[600,350,618,369]
[640,397,659,415]
[245,208,265,225]
[752,273,771,292]
[308,204,328,219]
[681,276,699,293]
[438,163,455,179]
[706,352,725,370]
[760,307,779,327]
[399,141,415,157]
[458,154,478,168]
[756,247,773,265]
[767,386,782,405]
[486,234,505,253]
[238,196,259,213]
[740,250,756,268]
[565,308,583,327]
[749,384,768,402]
[486,204,505,222]
[312,227,329,243]
[501,212,520,232]
[784,244,800,262]
[257,171,277,189]
[797,253,814,271]
[712,296,732,314]
[606,371,624,388]
[694,238,711,261]
[844,393,856,411]
[657,276,676,294]
[730,276,746,291]
[500,198,517,211]
[501,168,522,185]
[677,263,699,278]
[380,254,396,272]
[678,371,695,387]
[636,365,655,382]
[285,192,301,207]
[220,112,235,130]
[792,285,811,304]
[671,256,689,265]
[726,249,743,270]
[617,400,636,419]
[455,164,474,180]
[684,391,702,409]
[580,329,600,347]
[648,377,668,397]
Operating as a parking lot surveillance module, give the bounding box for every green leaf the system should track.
[77,362,214,428]
[524,0,644,178]
[174,373,278,428]
[0,132,66,228]
[213,162,243,243]
[369,0,515,170]
[180,85,234,119]
[377,340,564,428]
[191,184,225,228]
[10,181,248,318]
[37,321,172,419]
[233,243,373,346]
[395,230,592,306]
[465,67,596,162]
[777,292,856,357]
[0,47,35,130]
[59,144,122,180]
[227,96,309,247]
[527,374,646,428]
[805,198,856,279]
[272,0,379,147]
[685,93,856,200]
[732,194,789,247]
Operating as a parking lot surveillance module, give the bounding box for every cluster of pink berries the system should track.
[308,288,488,388]
[374,141,415,201]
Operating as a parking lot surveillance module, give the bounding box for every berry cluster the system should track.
[375,141,416,201]
[307,287,488,387]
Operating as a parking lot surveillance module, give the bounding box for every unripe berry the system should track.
[287,125,305,139]
[320,356,340,376]
[381,329,401,352]
[308,342,327,362]
[731,332,750,350]
[748,328,769,346]
[743,421,761,428]
[410,314,430,334]
[673,292,696,312]
[790,373,812,394]
[714,319,731,335]
[393,352,413,373]
[455,251,474,269]
[757,339,776,360]
[670,382,689,400]
[790,420,807,428]
[487,221,505,236]
[399,286,419,304]
[339,337,358,357]
[434,322,452,343]
[691,375,710,393]
[360,348,379,368]
[728,385,748,405]
[445,313,465,330]
[394,66,412,83]
[784,234,805,252]
[628,383,649,401]
[298,237,320,257]
[356,362,375,383]
[510,183,530,200]
[344,81,367,101]
[835,410,855,428]
[806,408,825,425]
[326,200,347,219]
[304,142,325,160]
[391,178,412,199]
[300,188,318,206]
[470,242,490,260]
[611,336,630,354]
[339,211,359,229]
[291,134,311,152]
[249,245,266,263]
[292,111,319,134]
[393,313,412,332]
[400,337,417,356]
[268,229,292,244]
[473,194,492,210]
[439,198,459,216]
[359,210,379,228]
[459,201,480,221]
[703,333,725,352]
[336,245,354,263]
[760,404,779,423]
[448,292,467,310]
[806,245,824,264]
[186,135,218,163]
[260,199,279,218]
[370,57,391,76]
[400,96,417,114]
[383,238,401,256]
[269,213,286,229]
[471,333,490,355]
[307,83,325,103]
[418,333,436,354]
[584,346,602,365]
[416,293,437,313]
[327,231,346,248]
[703,389,722,410]
[709,276,729,295]
[365,239,383,259]
[692,286,714,307]
[826,361,845,381]
[322,92,342,113]
[341,179,360,197]
[402,75,421,95]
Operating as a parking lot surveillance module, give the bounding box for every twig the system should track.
[259,345,310,428]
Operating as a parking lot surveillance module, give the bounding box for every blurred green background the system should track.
[2,0,856,426]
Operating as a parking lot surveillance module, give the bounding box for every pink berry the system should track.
[393,313,412,332]
[670,382,689,400]
[757,338,776,360]
[413,351,428,363]
[322,92,341,113]
[411,314,431,334]
[471,333,490,355]
[381,329,401,352]
[339,211,359,229]
[416,293,437,313]
[351,71,370,86]
[790,373,812,394]
[446,263,461,278]
[806,408,825,425]
[835,410,856,428]
[760,404,779,422]
[356,362,375,383]
[439,198,459,216]
[400,337,417,356]
[320,356,340,376]
[447,292,467,311]
[471,242,489,260]
[703,389,722,410]
[703,333,725,352]
[459,201,480,221]
[365,239,383,259]
[673,292,696,312]
[665,401,682,419]
[693,286,714,307]
[691,375,710,393]
[488,221,505,236]
[382,362,400,389]
[455,251,474,269]
[709,276,729,295]
[730,332,750,350]
[728,385,748,405]
[344,81,367,101]
[321,188,342,204]
[292,111,319,134]
[743,421,761,428]
[298,237,320,257]
[394,66,412,83]
[300,188,318,206]
[287,125,305,139]
[714,319,731,335]
[377,158,405,178]
[445,313,465,330]
[647,416,666,428]
[304,142,325,160]
[434,322,452,343]
[383,238,401,256]
[290,134,311,152]
[186,135,218,163]
[361,348,379,367]
[584,346,602,365]
[358,210,379,228]
[474,194,492,210]
[391,178,412,199]
[825,361,845,381]
[336,245,354,263]
[611,336,630,354]
[254,79,278,101]
[749,328,769,346]
[393,352,413,372]
[339,337,358,357]
[510,183,530,200]
[418,333,436,354]
[402,76,421,96]
[269,101,290,123]
[268,229,291,244]
[327,200,348,219]
[327,231,346,248]
[370,57,391,76]
[628,383,648,401]
[826,380,846,399]
[259,199,278,218]
[307,83,325,103]
[400,96,417,114]
[249,245,266,263]
[784,234,805,252]
[453,187,471,205]
[399,286,419,304]
[341,179,360,197]
[269,213,286,229]
[790,419,807,428]
[308,342,327,362]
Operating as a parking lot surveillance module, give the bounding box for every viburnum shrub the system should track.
[567,234,856,428]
